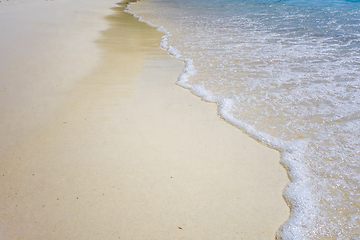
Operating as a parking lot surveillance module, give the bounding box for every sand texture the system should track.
[0,0,289,239]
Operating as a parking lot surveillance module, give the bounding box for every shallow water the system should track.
[127,0,360,238]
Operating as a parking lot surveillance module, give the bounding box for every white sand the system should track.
[0,0,290,239]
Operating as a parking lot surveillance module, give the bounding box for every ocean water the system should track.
[126,0,360,239]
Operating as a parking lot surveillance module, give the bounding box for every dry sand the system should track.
[0,0,290,239]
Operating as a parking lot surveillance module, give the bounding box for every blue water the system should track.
[127,0,360,238]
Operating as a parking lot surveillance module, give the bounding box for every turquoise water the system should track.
[127,0,360,238]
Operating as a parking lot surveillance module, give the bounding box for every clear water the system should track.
[127,0,360,238]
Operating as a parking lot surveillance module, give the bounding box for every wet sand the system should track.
[0,0,289,239]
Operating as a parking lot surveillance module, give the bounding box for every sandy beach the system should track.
[0,0,289,239]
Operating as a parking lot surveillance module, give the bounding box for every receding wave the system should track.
[126,0,360,238]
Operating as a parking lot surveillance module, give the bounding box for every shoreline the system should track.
[0,0,290,239]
